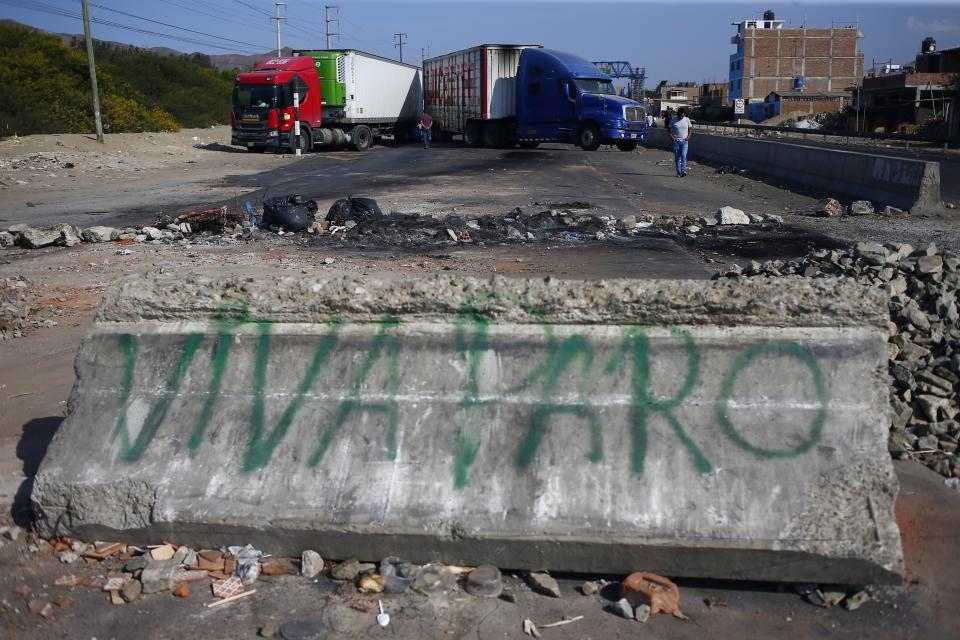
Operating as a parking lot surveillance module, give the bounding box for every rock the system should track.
[301,550,323,578]
[20,227,61,249]
[854,242,892,266]
[634,603,651,622]
[581,581,600,595]
[815,198,843,217]
[526,571,561,598]
[323,257,335,265]
[140,559,177,594]
[55,224,81,247]
[142,227,162,241]
[7,223,28,234]
[1,525,23,541]
[81,226,117,243]
[715,206,749,225]
[124,555,149,573]
[0,231,14,247]
[330,558,360,581]
[686,225,701,234]
[748,213,764,223]
[765,213,784,224]
[880,205,907,216]
[465,565,503,598]
[618,217,637,232]
[917,255,943,275]
[849,200,874,215]
[121,578,142,602]
[917,395,949,423]
[607,598,634,619]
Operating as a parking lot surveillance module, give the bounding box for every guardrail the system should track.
[695,121,958,154]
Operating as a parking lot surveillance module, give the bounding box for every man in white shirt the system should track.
[669,108,693,177]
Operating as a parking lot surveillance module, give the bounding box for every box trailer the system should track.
[424,44,540,146]
[231,49,422,152]
[424,44,648,151]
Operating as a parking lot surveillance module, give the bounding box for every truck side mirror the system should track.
[561,81,575,102]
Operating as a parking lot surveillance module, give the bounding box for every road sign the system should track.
[734,98,745,115]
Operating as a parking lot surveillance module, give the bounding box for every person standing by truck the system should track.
[670,107,693,177]
[419,112,433,149]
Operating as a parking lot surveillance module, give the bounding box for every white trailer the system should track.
[293,49,423,149]
[423,44,541,146]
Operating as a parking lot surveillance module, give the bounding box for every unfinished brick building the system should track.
[728,10,864,103]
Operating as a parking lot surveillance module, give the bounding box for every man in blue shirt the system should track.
[670,108,693,177]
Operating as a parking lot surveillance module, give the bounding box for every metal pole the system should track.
[394,33,407,63]
[324,5,339,49]
[80,0,104,143]
[272,2,287,56]
[293,91,301,156]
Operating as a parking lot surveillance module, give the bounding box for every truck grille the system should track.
[237,121,268,134]
[624,106,644,122]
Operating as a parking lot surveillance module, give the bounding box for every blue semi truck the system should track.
[423,44,647,151]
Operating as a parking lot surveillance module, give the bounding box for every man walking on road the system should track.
[419,112,433,149]
[670,107,692,177]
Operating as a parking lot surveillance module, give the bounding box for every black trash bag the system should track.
[262,194,317,232]
[325,197,383,225]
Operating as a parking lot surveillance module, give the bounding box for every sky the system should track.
[1,0,959,84]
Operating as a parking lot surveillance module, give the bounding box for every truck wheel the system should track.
[352,125,373,151]
[616,141,638,152]
[518,141,540,149]
[290,126,311,153]
[578,123,601,151]
[464,122,483,147]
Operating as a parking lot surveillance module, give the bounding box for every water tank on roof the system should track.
[922,37,937,53]
[763,10,775,21]
[794,76,804,91]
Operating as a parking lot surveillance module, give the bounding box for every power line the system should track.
[88,2,269,49]
[1,0,263,52]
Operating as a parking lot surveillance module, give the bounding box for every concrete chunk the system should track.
[31,275,903,584]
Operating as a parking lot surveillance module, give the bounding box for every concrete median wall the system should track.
[32,274,903,584]
[648,127,945,214]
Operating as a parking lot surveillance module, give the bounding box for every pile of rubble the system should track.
[716,241,960,478]
[2,203,781,253]
[810,197,907,218]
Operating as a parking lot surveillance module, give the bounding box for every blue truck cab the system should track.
[515,48,647,151]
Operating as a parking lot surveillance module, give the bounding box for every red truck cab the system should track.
[231,56,322,153]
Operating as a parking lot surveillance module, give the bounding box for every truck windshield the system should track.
[233,85,277,108]
[573,79,616,95]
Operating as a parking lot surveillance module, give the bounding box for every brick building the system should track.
[699,82,730,108]
[728,11,864,103]
[652,81,698,117]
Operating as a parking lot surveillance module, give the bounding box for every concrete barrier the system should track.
[32,274,904,584]
[648,127,946,214]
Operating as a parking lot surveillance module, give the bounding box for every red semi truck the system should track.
[231,52,423,153]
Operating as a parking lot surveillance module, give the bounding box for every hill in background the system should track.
[0,22,246,136]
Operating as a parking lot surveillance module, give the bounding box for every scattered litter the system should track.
[28,598,54,620]
[358,574,385,593]
[326,196,383,225]
[263,195,316,232]
[464,565,502,598]
[380,556,417,593]
[13,584,32,597]
[53,574,84,589]
[227,544,265,585]
[211,576,245,599]
[522,618,542,638]
[206,589,256,608]
[173,585,191,598]
[844,591,871,611]
[946,477,960,491]
[376,600,390,627]
[539,615,584,628]
[411,563,455,595]
[621,571,681,616]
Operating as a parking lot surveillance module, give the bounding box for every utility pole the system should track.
[393,33,407,63]
[421,46,430,65]
[271,2,287,56]
[324,5,339,49]
[80,0,104,143]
